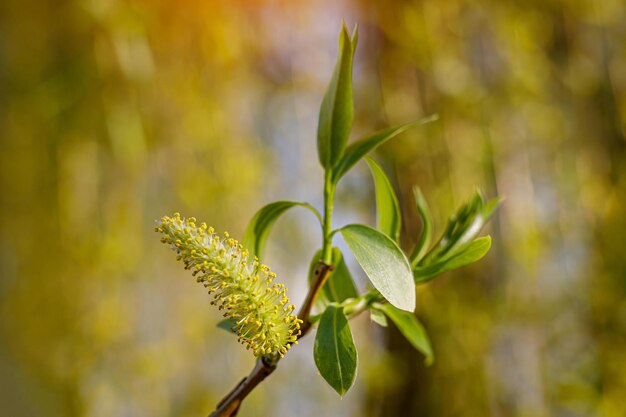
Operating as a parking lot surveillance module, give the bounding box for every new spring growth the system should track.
[156,213,302,357]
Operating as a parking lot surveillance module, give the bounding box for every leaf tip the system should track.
[387,285,416,313]
[394,296,416,313]
[412,185,425,202]
[340,19,350,40]
[350,24,359,48]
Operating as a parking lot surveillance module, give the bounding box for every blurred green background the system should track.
[1,0,625,416]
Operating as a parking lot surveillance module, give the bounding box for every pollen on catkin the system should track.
[155,213,302,357]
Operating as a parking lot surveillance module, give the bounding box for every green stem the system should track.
[321,170,335,264]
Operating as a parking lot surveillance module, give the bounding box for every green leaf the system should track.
[410,187,433,267]
[421,191,500,265]
[314,305,358,396]
[308,247,358,311]
[414,236,492,284]
[216,318,236,333]
[365,157,402,243]
[375,303,433,365]
[370,308,388,327]
[482,196,503,221]
[243,201,321,260]
[332,115,437,183]
[340,224,415,312]
[317,22,357,169]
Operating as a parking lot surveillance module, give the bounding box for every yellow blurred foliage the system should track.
[1,0,625,416]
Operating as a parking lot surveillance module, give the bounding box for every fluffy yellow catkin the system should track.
[156,213,301,357]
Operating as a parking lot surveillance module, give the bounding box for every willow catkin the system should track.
[156,213,301,357]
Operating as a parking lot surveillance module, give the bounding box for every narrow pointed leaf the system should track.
[332,115,437,183]
[414,236,491,284]
[366,157,402,243]
[243,201,321,260]
[317,23,357,169]
[340,224,415,312]
[482,196,503,221]
[376,303,433,364]
[420,191,498,265]
[314,305,358,396]
[370,308,388,327]
[350,23,359,53]
[410,187,433,267]
[308,247,358,311]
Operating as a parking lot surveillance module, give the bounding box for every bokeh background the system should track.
[1,0,626,416]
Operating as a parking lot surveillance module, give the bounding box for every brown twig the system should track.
[208,261,334,417]
[208,357,275,417]
[296,262,334,336]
